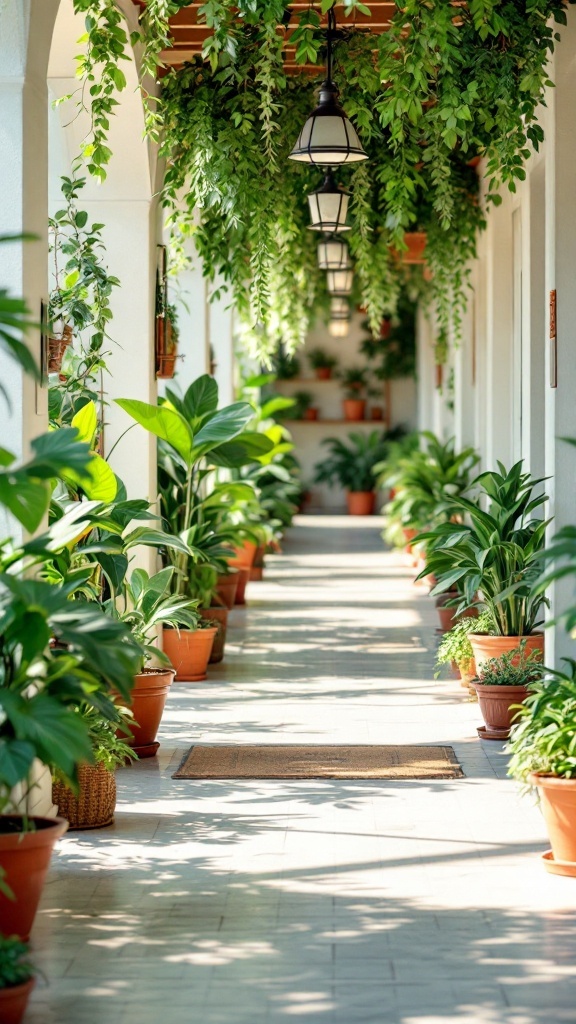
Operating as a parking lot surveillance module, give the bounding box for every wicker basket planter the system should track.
[52,763,116,830]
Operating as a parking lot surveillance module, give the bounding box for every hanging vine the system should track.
[69,0,573,360]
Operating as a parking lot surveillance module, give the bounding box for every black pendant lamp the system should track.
[307,170,350,233]
[318,236,351,270]
[327,267,354,296]
[289,7,368,165]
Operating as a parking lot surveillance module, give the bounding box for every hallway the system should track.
[29,517,576,1024]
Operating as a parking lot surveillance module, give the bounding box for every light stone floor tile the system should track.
[27,515,576,1024]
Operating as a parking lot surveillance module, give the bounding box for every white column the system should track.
[164,245,209,394]
[545,18,576,665]
[209,277,235,405]
[484,200,514,468]
[0,0,59,458]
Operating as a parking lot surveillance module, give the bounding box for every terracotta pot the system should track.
[0,978,35,1024]
[531,774,576,874]
[156,354,177,379]
[469,633,544,674]
[216,571,239,610]
[459,657,477,688]
[126,667,175,757]
[0,816,68,940]
[228,540,257,569]
[48,324,73,373]
[199,607,228,663]
[234,567,251,605]
[315,367,332,380]
[392,231,427,264]
[162,627,217,682]
[249,544,266,580]
[342,398,366,422]
[472,683,528,740]
[346,491,375,516]
[402,527,418,554]
[435,594,478,634]
[303,407,319,421]
[52,764,116,830]
[371,406,383,421]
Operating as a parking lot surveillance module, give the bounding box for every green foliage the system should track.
[116,567,200,668]
[421,462,550,636]
[48,177,119,423]
[360,292,417,380]
[0,936,35,989]
[315,430,394,493]
[435,610,492,673]
[272,351,301,380]
[61,703,135,773]
[475,643,544,687]
[508,660,576,782]
[382,432,479,536]
[339,366,368,399]
[0,237,39,395]
[307,348,338,372]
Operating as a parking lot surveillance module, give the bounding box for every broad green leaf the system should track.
[192,403,254,454]
[71,401,98,444]
[182,374,219,421]
[116,399,193,464]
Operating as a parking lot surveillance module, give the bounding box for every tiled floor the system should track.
[28,516,576,1024]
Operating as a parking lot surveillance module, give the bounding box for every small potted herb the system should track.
[508,661,576,874]
[435,611,491,689]
[307,348,338,380]
[472,643,543,741]
[339,367,368,421]
[0,935,36,1024]
[293,390,319,421]
[274,351,300,380]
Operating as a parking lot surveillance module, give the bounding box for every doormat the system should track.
[173,744,464,780]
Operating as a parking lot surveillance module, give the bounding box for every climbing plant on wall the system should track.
[70,0,573,362]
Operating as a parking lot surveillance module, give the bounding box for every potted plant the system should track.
[307,348,338,380]
[156,303,179,379]
[116,375,273,669]
[52,705,135,830]
[314,431,392,516]
[508,661,576,875]
[435,611,491,689]
[0,935,36,1024]
[471,644,543,741]
[187,565,229,663]
[339,367,368,421]
[419,462,549,670]
[273,351,300,380]
[115,567,200,755]
[292,391,318,421]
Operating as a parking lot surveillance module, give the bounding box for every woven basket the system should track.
[52,763,116,830]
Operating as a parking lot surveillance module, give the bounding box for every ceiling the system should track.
[132,2,394,73]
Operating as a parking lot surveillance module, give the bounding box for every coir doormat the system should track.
[173,744,464,780]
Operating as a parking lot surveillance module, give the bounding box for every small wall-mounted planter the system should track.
[155,317,179,379]
[48,324,73,373]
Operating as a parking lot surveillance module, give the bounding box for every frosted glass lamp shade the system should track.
[329,319,350,338]
[289,81,367,165]
[327,268,354,296]
[330,297,350,320]
[307,172,350,233]
[318,237,351,270]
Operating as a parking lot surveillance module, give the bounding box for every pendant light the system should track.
[307,170,350,233]
[327,267,354,296]
[318,236,351,270]
[288,7,368,165]
[330,297,349,320]
[329,318,350,338]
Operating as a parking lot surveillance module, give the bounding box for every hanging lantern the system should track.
[327,268,354,296]
[330,297,349,320]
[318,237,351,270]
[307,171,350,233]
[329,319,350,338]
[288,9,368,166]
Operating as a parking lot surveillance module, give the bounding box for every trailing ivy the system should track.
[69,0,572,361]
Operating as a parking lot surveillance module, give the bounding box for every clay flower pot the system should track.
[52,763,116,831]
[227,540,257,569]
[0,816,69,940]
[315,367,332,380]
[216,571,239,609]
[342,398,365,421]
[303,407,319,421]
[371,406,383,421]
[0,978,35,1024]
[435,594,478,634]
[126,667,175,757]
[234,567,251,605]
[469,633,544,674]
[249,544,266,581]
[530,774,576,875]
[346,491,375,516]
[472,682,528,740]
[162,627,217,682]
[199,607,228,663]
